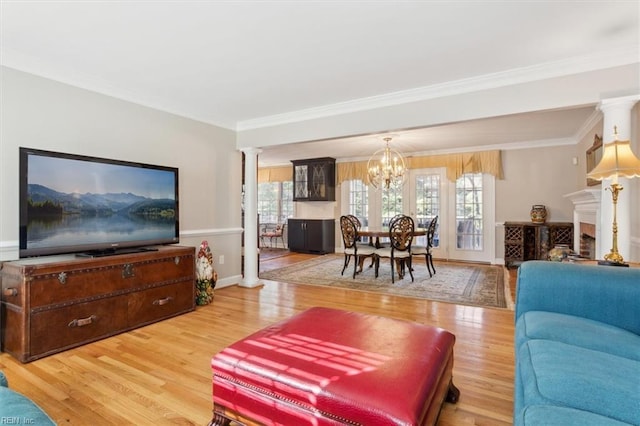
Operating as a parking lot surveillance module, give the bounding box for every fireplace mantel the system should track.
[564,189,602,207]
[564,189,602,257]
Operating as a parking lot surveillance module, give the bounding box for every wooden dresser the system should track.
[1,245,195,363]
[504,222,574,267]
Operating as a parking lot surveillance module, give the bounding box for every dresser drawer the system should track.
[27,253,193,308]
[128,280,194,326]
[28,265,135,308]
[30,295,129,358]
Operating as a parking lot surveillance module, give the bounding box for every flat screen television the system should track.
[19,147,179,258]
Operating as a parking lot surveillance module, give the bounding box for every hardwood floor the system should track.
[0,253,516,425]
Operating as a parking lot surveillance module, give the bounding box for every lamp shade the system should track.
[587,139,640,181]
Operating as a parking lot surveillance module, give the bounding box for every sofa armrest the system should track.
[515,261,640,335]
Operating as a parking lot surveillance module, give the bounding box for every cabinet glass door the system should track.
[310,163,327,199]
[294,165,308,199]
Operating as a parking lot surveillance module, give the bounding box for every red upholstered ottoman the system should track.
[209,307,459,426]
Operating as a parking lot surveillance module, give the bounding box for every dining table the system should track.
[358,227,427,248]
[355,227,427,279]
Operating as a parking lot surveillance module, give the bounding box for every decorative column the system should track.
[596,95,640,261]
[241,147,262,288]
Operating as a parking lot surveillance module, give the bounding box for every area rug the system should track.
[259,247,291,260]
[260,254,511,309]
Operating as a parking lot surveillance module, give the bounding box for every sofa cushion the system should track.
[0,386,56,425]
[518,339,640,425]
[519,405,634,426]
[516,311,640,361]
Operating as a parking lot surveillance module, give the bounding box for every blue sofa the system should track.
[514,261,640,426]
[0,370,55,425]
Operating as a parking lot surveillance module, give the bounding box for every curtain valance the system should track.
[258,150,503,184]
[257,166,292,183]
[337,150,503,184]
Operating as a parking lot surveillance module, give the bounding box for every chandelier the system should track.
[367,137,407,189]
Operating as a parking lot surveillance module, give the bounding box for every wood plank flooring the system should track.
[0,253,517,425]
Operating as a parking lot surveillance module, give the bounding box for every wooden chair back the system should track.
[389,215,414,252]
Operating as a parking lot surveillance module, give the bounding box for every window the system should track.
[347,179,368,226]
[280,181,293,220]
[455,173,483,250]
[415,173,440,247]
[258,182,293,224]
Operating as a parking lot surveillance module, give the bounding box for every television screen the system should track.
[19,148,179,257]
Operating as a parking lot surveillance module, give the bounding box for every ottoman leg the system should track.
[446,380,460,404]
[208,404,232,426]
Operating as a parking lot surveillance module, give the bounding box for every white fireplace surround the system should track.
[564,189,602,257]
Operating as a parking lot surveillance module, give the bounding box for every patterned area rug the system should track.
[260,254,511,309]
[259,248,291,260]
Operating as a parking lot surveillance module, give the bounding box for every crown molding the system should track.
[1,49,237,130]
[573,109,603,142]
[3,44,637,133]
[237,46,639,131]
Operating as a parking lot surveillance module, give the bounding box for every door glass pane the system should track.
[280,181,293,221]
[415,174,440,247]
[456,173,483,250]
[348,179,368,226]
[258,182,279,224]
[381,185,403,227]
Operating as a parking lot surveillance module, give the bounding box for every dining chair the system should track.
[346,214,364,243]
[412,216,437,277]
[374,215,414,283]
[340,215,376,279]
[377,214,405,248]
[347,214,375,266]
[260,223,286,248]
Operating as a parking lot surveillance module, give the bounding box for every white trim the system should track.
[215,275,243,289]
[180,227,243,238]
[0,240,19,261]
[237,47,638,131]
[1,52,236,130]
[573,109,603,142]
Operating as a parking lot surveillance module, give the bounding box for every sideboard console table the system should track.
[1,245,195,363]
[504,222,574,267]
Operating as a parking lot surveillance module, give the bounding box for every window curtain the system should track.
[258,166,292,183]
[407,150,504,182]
[258,150,503,184]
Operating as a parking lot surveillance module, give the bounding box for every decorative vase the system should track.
[548,244,572,262]
[530,205,547,223]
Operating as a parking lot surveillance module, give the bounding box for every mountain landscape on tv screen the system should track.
[27,183,176,221]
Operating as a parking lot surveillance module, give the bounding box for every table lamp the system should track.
[587,127,640,266]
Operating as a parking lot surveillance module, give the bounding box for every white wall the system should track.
[0,67,243,285]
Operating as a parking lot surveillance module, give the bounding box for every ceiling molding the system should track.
[2,45,637,135]
[1,49,237,130]
[573,109,603,142]
[237,46,639,131]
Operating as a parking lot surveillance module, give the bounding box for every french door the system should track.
[407,168,495,263]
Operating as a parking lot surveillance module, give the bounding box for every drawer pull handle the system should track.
[153,297,173,306]
[3,288,18,297]
[68,315,97,328]
[122,264,135,278]
[58,272,67,284]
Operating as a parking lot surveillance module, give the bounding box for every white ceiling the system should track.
[1,1,638,166]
